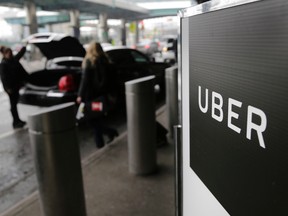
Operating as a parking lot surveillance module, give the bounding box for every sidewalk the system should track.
[0,106,175,216]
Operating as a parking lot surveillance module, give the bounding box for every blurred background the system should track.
[0,0,199,48]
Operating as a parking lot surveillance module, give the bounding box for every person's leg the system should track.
[8,91,20,122]
[102,126,118,143]
[91,120,105,148]
[8,91,25,128]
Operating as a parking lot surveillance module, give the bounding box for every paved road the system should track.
[0,93,46,213]
[0,92,127,213]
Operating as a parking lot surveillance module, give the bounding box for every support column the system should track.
[135,21,140,44]
[19,25,25,41]
[121,19,126,46]
[45,24,53,33]
[24,0,38,34]
[70,9,80,39]
[98,13,109,43]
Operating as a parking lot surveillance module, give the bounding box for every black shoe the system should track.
[96,144,104,149]
[13,121,26,129]
[107,130,119,143]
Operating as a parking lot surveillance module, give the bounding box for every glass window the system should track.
[130,50,149,63]
[107,50,133,64]
[20,44,47,73]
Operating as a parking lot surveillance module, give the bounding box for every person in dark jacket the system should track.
[0,45,28,129]
[77,42,118,148]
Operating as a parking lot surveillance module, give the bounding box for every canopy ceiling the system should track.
[0,0,149,20]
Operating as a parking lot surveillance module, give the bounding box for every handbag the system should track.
[84,95,109,119]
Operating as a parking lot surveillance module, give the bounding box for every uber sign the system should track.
[198,86,267,148]
[188,0,288,215]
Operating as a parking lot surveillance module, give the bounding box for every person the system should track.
[0,45,29,129]
[77,41,118,148]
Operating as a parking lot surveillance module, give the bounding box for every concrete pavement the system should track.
[0,105,176,216]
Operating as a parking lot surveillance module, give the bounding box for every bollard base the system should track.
[129,166,159,176]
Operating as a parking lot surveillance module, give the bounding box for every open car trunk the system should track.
[27,69,82,90]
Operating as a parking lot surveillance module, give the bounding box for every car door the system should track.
[107,49,152,88]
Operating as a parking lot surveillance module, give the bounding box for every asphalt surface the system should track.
[0,91,128,213]
[0,103,174,216]
[0,56,170,214]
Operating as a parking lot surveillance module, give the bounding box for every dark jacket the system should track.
[0,47,28,92]
[78,55,110,102]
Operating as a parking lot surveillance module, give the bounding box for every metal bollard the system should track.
[125,76,157,175]
[165,65,179,140]
[174,125,182,216]
[28,102,86,216]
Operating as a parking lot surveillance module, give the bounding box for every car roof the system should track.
[103,45,129,52]
[103,46,151,64]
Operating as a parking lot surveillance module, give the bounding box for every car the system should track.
[104,46,169,102]
[134,39,159,58]
[19,33,85,106]
[19,33,169,107]
[152,36,177,65]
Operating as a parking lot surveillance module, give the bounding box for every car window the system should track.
[106,50,134,64]
[20,44,47,73]
[106,49,149,64]
[130,50,149,63]
[46,59,83,69]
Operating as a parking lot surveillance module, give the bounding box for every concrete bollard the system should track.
[125,76,157,175]
[165,65,179,141]
[28,102,86,216]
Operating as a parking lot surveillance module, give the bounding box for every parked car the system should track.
[19,33,169,107]
[19,33,85,106]
[104,46,168,103]
[134,39,159,58]
[152,36,177,65]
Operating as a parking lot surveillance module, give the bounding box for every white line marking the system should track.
[0,127,27,139]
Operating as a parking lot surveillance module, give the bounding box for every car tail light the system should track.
[144,44,150,49]
[58,75,76,92]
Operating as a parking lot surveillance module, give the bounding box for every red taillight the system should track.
[58,75,76,92]
[144,44,150,49]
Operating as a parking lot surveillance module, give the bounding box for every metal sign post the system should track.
[179,0,288,215]
[165,65,179,141]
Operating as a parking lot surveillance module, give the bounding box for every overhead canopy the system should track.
[0,0,149,20]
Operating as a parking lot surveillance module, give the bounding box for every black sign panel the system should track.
[189,0,288,215]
